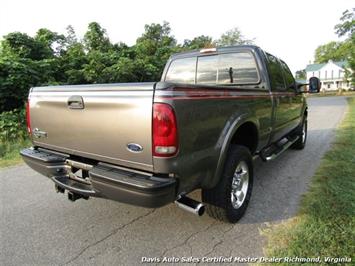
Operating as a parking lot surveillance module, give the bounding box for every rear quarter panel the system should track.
[153,83,273,193]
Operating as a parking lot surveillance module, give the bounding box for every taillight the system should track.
[26,100,31,135]
[152,103,178,157]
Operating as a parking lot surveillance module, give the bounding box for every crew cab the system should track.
[21,45,320,223]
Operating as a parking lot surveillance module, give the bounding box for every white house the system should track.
[305,60,352,91]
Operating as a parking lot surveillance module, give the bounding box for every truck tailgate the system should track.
[29,83,155,172]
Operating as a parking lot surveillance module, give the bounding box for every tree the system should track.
[1,32,46,60]
[312,9,355,86]
[103,57,139,82]
[295,69,306,80]
[65,25,78,46]
[314,41,348,63]
[216,27,254,47]
[51,25,87,84]
[135,22,178,80]
[0,21,257,112]
[334,9,355,86]
[334,8,355,38]
[60,42,88,84]
[183,35,213,50]
[0,31,62,111]
[83,22,111,52]
[35,28,65,56]
[136,22,176,46]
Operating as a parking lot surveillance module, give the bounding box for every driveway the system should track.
[0,96,348,265]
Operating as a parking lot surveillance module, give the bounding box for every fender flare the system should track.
[206,114,259,189]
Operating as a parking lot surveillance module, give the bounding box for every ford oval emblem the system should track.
[127,143,143,153]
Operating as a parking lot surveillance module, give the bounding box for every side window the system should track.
[165,57,196,84]
[218,53,259,84]
[280,60,295,89]
[266,53,285,90]
[196,52,259,85]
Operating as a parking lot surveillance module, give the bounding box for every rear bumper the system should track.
[20,148,177,208]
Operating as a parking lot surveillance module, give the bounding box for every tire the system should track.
[202,145,253,223]
[291,117,307,150]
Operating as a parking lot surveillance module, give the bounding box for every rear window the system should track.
[165,57,196,84]
[217,53,259,84]
[165,52,259,85]
[196,55,218,84]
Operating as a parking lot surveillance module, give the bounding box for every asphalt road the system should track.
[0,96,348,266]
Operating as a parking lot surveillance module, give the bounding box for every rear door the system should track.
[266,53,297,141]
[280,60,303,127]
[29,83,155,172]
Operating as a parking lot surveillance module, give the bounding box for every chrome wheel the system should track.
[231,161,249,209]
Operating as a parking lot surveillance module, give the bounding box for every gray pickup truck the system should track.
[21,45,320,223]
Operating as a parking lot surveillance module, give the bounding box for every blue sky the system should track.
[0,0,352,73]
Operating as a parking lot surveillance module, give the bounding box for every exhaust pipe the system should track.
[175,195,205,216]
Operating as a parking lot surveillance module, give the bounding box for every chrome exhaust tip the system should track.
[175,195,205,216]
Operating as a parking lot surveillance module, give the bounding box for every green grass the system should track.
[262,97,355,265]
[0,139,31,168]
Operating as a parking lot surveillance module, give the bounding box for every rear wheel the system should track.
[202,145,253,223]
[291,117,307,150]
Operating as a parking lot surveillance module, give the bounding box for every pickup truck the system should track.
[21,45,320,223]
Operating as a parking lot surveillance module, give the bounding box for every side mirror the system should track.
[295,82,307,93]
[309,77,320,93]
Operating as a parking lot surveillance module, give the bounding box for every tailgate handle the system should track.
[68,96,84,109]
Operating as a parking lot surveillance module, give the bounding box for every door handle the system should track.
[67,96,84,109]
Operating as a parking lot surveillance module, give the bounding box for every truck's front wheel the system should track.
[291,117,307,150]
[202,145,253,223]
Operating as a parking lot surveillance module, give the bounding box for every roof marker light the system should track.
[200,48,217,54]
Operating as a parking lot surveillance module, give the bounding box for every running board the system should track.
[260,136,299,162]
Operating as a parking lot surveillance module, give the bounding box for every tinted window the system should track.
[218,53,259,84]
[166,52,259,85]
[280,60,295,89]
[197,55,218,84]
[266,53,285,90]
[165,57,196,84]
[196,52,259,85]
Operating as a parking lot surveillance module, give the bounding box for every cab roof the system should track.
[170,45,261,60]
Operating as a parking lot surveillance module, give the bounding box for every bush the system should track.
[0,108,27,142]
